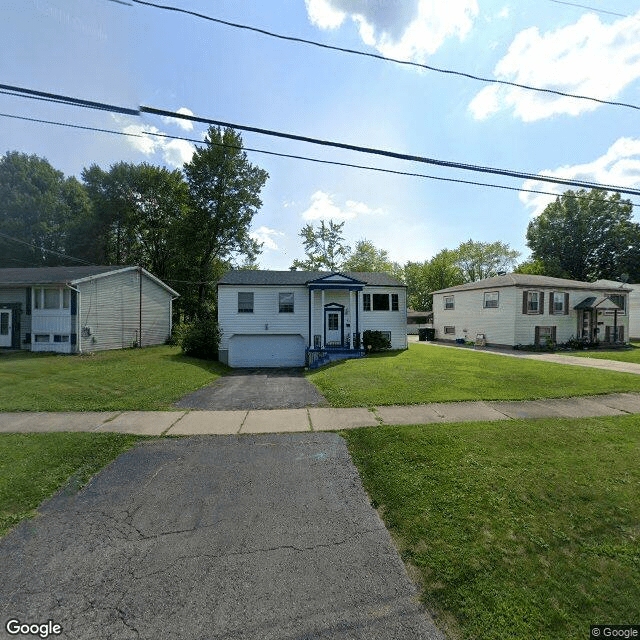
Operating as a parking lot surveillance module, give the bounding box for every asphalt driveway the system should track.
[0,434,443,640]
[174,367,328,410]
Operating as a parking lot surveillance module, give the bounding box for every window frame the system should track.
[443,326,455,335]
[278,292,294,313]
[444,295,455,310]
[237,292,254,313]
[606,293,626,315]
[362,293,371,311]
[391,293,399,311]
[527,291,539,313]
[483,291,499,308]
[551,291,564,315]
[372,293,390,311]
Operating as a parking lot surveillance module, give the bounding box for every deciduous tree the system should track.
[291,219,350,271]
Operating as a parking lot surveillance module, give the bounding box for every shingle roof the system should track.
[0,266,131,285]
[432,273,632,295]
[218,270,405,287]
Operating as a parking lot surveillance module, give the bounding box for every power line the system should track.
[547,0,629,17]
[3,111,639,208]
[0,232,95,265]
[4,84,640,196]
[128,0,639,113]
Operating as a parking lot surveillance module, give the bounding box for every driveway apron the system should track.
[0,434,443,640]
[174,368,328,410]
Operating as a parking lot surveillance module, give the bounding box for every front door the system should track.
[580,309,592,340]
[326,311,341,346]
[0,310,12,347]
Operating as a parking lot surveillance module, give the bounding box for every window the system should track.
[53,335,70,343]
[372,294,389,311]
[34,334,49,343]
[363,294,371,311]
[380,330,391,342]
[328,313,339,330]
[44,288,60,309]
[551,292,567,314]
[444,326,455,335]
[527,291,539,313]
[34,287,64,310]
[0,313,8,335]
[483,291,499,308]
[535,326,556,345]
[607,294,626,315]
[444,296,454,310]
[238,292,253,313]
[391,294,399,311]
[279,292,294,313]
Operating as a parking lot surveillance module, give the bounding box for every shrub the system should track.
[363,330,392,353]
[179,316,221,360]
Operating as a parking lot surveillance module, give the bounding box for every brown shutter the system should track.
[522,291,528,314]
[534,326,540,345]
[564,293,569,315]
[548,292,554,315]
[539,291,544,314]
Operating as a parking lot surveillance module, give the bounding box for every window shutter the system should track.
[564,293,569,315]
[548,292,554,314]
[522,291,528,314]
[26,288,31,315]
[538,292,544,314]
[534,326,540,345]
[552,326,557,343]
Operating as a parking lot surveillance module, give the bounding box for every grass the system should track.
[0,432,145,537]
[306,343,640,407]
[0,346,228,411]
[342,416,640,640]
[560,342,640,363]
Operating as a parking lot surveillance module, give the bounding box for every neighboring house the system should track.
[217,270,407,367]
[592,279,640,341]
[432,273,630,348]
[406,309,433,335]
[0,266,178,353]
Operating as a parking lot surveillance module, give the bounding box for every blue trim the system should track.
[308,284,365,291]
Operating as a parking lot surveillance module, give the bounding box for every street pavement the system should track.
[0,434,444,640]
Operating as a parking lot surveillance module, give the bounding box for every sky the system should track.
[1,0,640,270]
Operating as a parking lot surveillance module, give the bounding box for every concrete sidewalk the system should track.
[2,392,640,435]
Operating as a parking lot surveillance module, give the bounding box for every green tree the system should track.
[526,189,640,281]
[0,151,92,267]
[181,126,268,317]
[404,249,463,311]
[291,219,350,271]
[513,259,549,275]
[454,239,520,282]
[341,239,403,278]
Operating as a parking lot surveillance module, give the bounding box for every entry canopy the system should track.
[573,296,622,311]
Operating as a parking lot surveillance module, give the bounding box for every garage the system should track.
[228,334,306,368]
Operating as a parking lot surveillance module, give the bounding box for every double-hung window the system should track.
[279,292,294,313]
[444,296,454,310]
[551,292,565,314]
[607,294,626,315]
[483,291,499,308]
[238,292,254,313]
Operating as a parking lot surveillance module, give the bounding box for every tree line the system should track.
[2,132,639,317]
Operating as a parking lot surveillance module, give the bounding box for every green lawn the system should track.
[560,342,640,363]
[0,346,228,411]
[306,344,640,407]
[0,432,145,537]
[342,416,640,640]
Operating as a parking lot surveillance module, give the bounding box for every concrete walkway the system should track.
[2,392,640,435]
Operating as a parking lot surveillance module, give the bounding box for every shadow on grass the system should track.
[161,352,231,375]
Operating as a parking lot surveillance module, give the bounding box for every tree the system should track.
[513,259,548,275]
[341,239,403,278]
[454,239,520,282]
[404,249,463,311]
[526,189,640,282]
[0,151,92,267]
[291,220,350,271]
[181,126,268,317]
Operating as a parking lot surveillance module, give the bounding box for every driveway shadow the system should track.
[174,367,328,410]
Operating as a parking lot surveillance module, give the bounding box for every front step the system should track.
[307,348,366,369]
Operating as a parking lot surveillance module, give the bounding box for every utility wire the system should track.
[4,85,640,195]
[547,0,629,17]
[3,111,639,208]
[128,0,639,112]
[0,232,95,265]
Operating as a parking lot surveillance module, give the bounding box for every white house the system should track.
[592,279,640,341]
[432,274,630,348]
[0,266,178,353]
[217,270,407,368]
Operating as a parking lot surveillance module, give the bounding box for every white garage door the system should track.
[229,334,305,368]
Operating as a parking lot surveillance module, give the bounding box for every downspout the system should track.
[139,266,143,348]
[66,285,81,354]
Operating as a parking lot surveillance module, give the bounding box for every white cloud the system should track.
[118,119,195,169]
[162,107,195,131]
[300,191,383,221]
[250,226,285,250]
[520,137,640,216]
[306,0,478,62]
[469,11,640,121]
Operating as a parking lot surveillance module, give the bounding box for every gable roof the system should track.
[0,266,179,296]
[432,273,632,295]
[218,270,405,287]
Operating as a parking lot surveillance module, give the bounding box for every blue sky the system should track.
[2,0,639,270]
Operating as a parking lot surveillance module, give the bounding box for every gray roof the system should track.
[432,273,632,295]
[218,270,405,287]
[574,296,622,310]
[0,266,128,285]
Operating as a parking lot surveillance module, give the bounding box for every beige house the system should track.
[432,274,630,348]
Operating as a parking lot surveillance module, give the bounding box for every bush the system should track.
[179,317,221,360]
[363,330,392,353]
